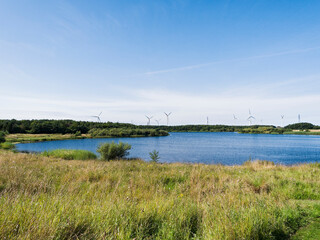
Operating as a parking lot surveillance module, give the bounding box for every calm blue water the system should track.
[16,132,320,165]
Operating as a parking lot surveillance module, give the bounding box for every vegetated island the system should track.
[0,119,169,143]
[0,149,319,239]
[0,119,319,144]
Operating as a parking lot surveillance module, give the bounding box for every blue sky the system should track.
[1,0,320,125]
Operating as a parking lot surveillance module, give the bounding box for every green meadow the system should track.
[0,150,319,239]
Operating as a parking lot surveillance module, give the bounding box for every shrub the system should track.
[0,131,5,143]
[42,149,97,160]
[74,131,81,136]
[149,150,160,163]
[97,141,131,161]
[0,142,15,150]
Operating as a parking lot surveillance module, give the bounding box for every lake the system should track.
[16,132,320,165]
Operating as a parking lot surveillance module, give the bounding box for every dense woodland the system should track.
[0,119,136,134]
[0,119,319,135]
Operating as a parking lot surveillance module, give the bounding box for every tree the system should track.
[0,131,5,143]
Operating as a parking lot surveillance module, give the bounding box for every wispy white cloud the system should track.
[144,46,320,75]
[105,13,121,26]
[1,88,320,125]
[0,64,36,83]
[0,40,55,58]
[221,73,320,97]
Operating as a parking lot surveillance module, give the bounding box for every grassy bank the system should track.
[283,131,320,135]
[42,149,97,160]
[0,152,319,239]
[6,130,169,144]
[6,133,88,143]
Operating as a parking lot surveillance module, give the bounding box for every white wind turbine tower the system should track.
[145,115,153,125]
[247,109,255,125]
[91,112,102,122]
[155,119,161,126]
[233,114,238,124]
[281,115,285,127]
[298,114,301,123]
[164,112,172,126]
[206,116,209,125]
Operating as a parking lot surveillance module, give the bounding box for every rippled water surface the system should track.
[16,132,320,165]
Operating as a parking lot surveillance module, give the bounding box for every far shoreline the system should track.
[9,130,320,144]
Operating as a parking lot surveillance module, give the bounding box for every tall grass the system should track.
[42,149,97,160]
[0,151,319,239]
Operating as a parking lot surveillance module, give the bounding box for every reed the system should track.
[42,149,97,160]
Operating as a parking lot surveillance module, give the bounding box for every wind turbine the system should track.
[91,112,102,122]
[247,109,255,125]
[164,112,172,126]
[206,116,209,125]
[233,114,238,124]
[298,114,301,123]
[155,119,161,126]
[281,115,285,127]
[145,115,153,125]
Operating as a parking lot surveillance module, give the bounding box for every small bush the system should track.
[0,142,15,150]
[42,149,97,160]
[0,131,6,143]
[97,141,131,161]
[149,150,160,163]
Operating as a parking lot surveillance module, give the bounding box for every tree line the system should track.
[0,119,318,135]
[0,119,136,134]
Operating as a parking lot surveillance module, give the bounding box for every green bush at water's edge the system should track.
[0,142,15,150]
[42,149,97,160]
[97,141,131,161]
